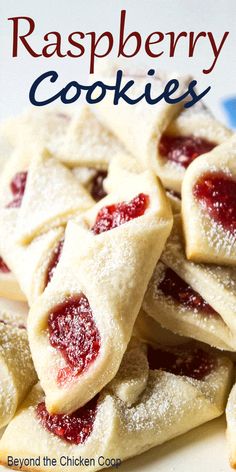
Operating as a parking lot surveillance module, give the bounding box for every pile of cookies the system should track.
[0,66,236,471]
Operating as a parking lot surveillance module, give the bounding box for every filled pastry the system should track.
[27,169,173,414]
[0,147,97,303]
[0,208,64,305]
[157,102,232,192]
[0,339,233,471]
[144,216,236,350]
[0,65,235,472]
[93,65,231,192]
[0,299,37,428]
[104,148,181,215]
[0,106,128,207]
[55,106,129,170]
[14,148,93,244]
[0,147,30,209]
[182,135,236,265]
[93,66,188,180]
[51,106,136,206]
[1,107,73,161]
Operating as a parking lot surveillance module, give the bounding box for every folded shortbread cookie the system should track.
[27,169,173,414]
[182,135,236,265]
[0,339,233,471]
[144,216,236,350]
[0,299,37,428]
[92,65,231,192]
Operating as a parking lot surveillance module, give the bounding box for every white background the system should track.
[0,1,235,471]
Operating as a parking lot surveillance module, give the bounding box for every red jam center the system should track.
[90,170,108,202]
[48,295,100,384]
[92,193,149,235]
[148,344,215,380]
[0,257,10,273]
[193,172,236,234]
[36,395,98,444]
[45,239,64,287]
[159,135,216,168]
[7,171,28,208]
[159,267,217,316]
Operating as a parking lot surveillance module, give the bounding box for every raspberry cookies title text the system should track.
[8,11,229,108]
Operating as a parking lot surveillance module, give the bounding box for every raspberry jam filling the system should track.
[36,395,98,444]
[90,171,108,202]
[92,193,149,235]
[193,172,236,234]
[0,257,10,273]
[45,239,64,287]
[48,295,100,384]
[148,344,215,380]
[159,267,217,316]
[159,135,216,168]
[6,171,28,208]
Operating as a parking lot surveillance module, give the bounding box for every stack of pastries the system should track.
[0,66,235,471]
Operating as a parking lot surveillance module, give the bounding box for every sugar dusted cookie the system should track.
[0,301,37,428]
[1,107,72,160]
[28,169,173,414]
[93,66,231,192]
[0,341,232,472]
[104,147,182,216]
[144,216,236,350]
[55,106,129,170]
[15,148,93,244]
[54,106,137,205]
[93,66,189,178]
[0,208,64,305]
[72,167,108,202]
[157,102,232,192]
[0,70,234,472]
[0,149,93,302]
[144,261,233,350]
[182,135,236,265]
[106,338,149,406]
[103,151,142,194]
[0,147,30,209]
